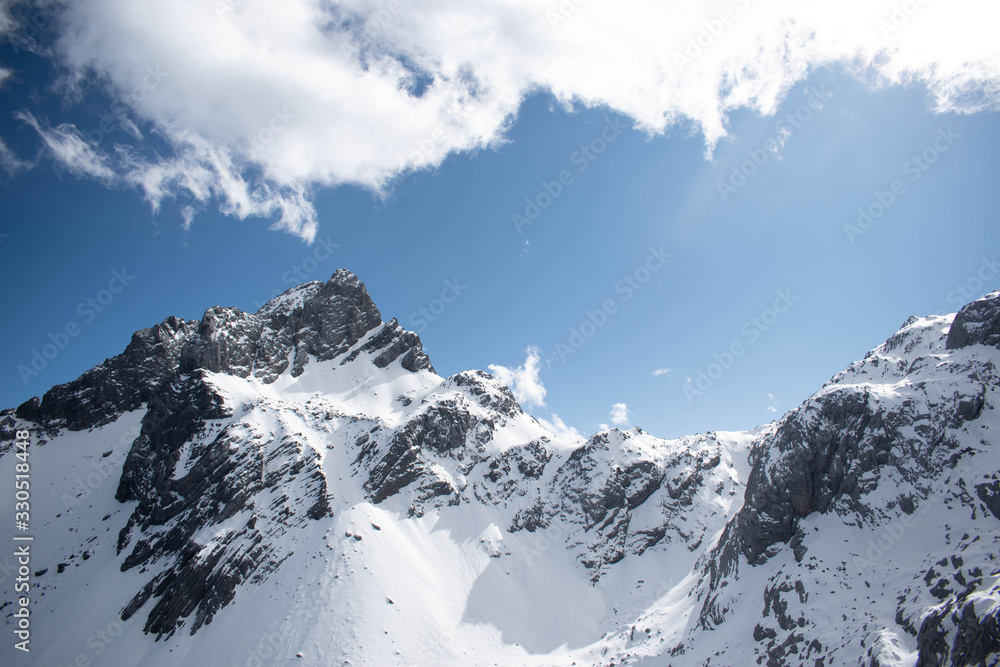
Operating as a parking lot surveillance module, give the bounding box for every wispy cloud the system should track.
[119,132,319,240]
[489,346,547,409]
[652,367,673,377]
[0,2,12,37]
[767,393,778,413]
[180,205,196,230]
[10,0,1000,236]
[0,137,31,175]
[17,111,115,183]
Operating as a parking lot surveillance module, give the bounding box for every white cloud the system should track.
[610,402,630,426]
[14,0,1000,236]
[0,67,11,88]
[180,205,196,230]
[652,368,673,377]
[118,132,320,239]
[536,412,583,444]
[489,346,547,409]
[767,393,777,413]
[17,111,115,183]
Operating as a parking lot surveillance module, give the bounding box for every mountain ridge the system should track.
[2,272,998,666]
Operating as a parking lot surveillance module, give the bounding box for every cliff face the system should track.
[699,295,1000,665]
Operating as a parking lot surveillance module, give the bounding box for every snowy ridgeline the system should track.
[1,273,998,667]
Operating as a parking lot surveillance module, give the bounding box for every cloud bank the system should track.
[6,0,1000,237]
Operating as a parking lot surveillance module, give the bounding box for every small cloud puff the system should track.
[489,346,547,409]
[610,402,630,426]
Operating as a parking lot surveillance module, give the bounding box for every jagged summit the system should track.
[14,269,433,431]
[255,267,376,321]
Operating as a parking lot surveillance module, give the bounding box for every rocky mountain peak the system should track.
[14,270,432,432]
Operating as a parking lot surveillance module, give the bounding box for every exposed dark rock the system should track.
[448,370,522,417]
[916,595,1000,666]
[481,439,553,500]
[946,291,1000,350]
[363,401,478,504]
[352,318,434,373]
[509,500,549,533]
[975,480,1000,521]
[948,599,1000,666]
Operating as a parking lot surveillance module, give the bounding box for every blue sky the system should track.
[1,1,999,439]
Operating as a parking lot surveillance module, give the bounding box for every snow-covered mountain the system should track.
[2,269,998,666]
